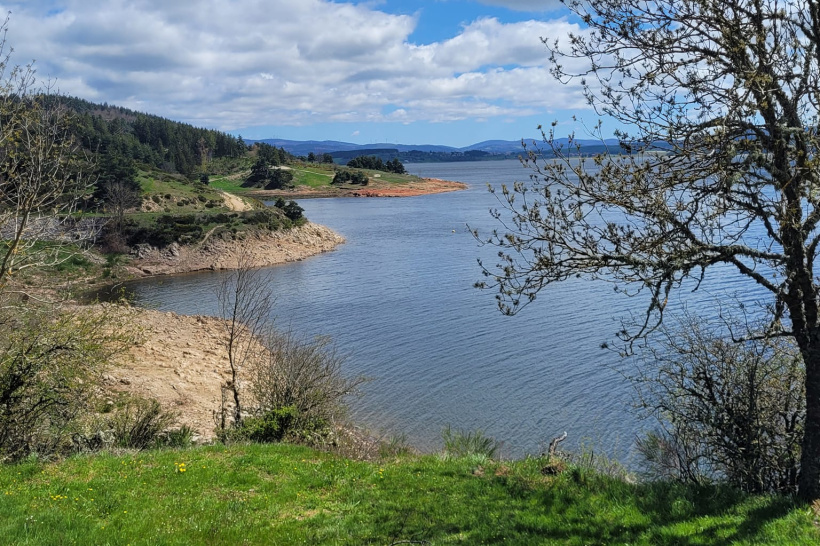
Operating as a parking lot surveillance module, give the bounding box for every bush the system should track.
[331,170,368,186]
[108,397,178,450]
[634,312,804,493]
[0,304,131,461]
[241,406,298,443]
[123,214,205,247]
[160,425,195,448]
[245,331,366,444]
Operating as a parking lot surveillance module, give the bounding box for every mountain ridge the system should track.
[248,137,623,156]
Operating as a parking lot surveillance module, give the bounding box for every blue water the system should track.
[115,160,770,459]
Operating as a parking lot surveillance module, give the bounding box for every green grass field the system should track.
[0,443,816,545]
[208,164,422,194]
[208,175,248,193]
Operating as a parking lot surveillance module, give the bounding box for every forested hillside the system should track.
[54,96,298,180]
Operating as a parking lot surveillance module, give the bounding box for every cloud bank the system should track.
[1,0,588,132]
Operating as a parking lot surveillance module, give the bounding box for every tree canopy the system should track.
[477,0,820,499]
[346,155,405,174]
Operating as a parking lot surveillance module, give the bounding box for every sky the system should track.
[0,0,605,147]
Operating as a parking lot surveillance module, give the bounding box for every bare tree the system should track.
[0,18,95,293]
[476,0,820,499]
[215,248,273,428]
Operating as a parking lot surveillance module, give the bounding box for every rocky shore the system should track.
[126,222,345,277]
[102,222,345,440]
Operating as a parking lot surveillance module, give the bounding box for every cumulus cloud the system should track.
[0,0,589,131]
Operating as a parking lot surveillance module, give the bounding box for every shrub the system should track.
[282,200,304,221]
[331,170,368,186]
[160,425,195,448]
[634,311,804,493]
[123,214,205,247]
[108,397,178,450]
[0,304,131,461]
[241,406,298,443]
[245,331,366,444]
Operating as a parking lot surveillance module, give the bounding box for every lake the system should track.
[116,159,769,460]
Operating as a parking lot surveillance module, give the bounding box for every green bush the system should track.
[123,214,205,247]
[0,304,131,461]
[242,406,299,443]
[161,425,195,448]
[234,331,367,447]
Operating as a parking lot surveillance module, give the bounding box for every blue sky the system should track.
[1,0,607,147]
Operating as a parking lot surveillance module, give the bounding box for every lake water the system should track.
[116,159,770,460]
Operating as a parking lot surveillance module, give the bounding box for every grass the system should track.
[208,164,424,194]
[208,175,247,193]
[207,165,335,193]
[137,169,225,213]
[0,443,816,545]
[293,166,335,188]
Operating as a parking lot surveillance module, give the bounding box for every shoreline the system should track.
[103,180,462,439]
[106,306,253,442]
[124,222,346,278]
[96,222,344,441]
[245,177,468,199]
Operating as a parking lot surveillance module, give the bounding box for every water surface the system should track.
[117,160,769,459]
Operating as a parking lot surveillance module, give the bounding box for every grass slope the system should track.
[208,163,425,195]
[1,444,816,545]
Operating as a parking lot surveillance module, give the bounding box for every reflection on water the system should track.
[107,160,770,461]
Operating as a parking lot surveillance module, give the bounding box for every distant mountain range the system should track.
[247,138,624,157]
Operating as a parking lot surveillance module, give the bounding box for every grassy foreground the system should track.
[1,444,817,545]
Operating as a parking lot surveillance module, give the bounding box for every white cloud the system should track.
[0,0,590,131]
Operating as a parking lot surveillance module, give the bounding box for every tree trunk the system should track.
[799,336,820,500]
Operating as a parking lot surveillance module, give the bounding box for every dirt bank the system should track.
[126,222,345,277]
[106,308,248,441]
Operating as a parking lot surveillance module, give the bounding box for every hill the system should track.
[250,137,633,162]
